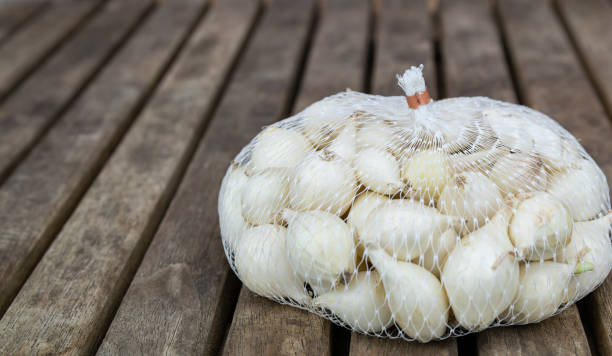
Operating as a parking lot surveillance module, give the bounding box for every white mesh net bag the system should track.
[218,65,612,342]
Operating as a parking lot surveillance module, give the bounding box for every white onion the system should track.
[449,146,505,174]
[402,150,452,203]
[489,151,548,197]
[235,224,309,303]
[547,159,610,221]
[250,127,312,172]
[241,168,290,225]
[354,148,403,195]
[368,249,449,341]
[326,120,357,160]
[313,271,392,333]
[560,213,612,301]
[347,192,388,238]
[505,262,573,323]
[416,229,459,278]
[284,210,355,294]
[508,192,573,261]
[289,150,358,216]
[360,199,462,261]
[219,163,249,252]
[437,171,503,232]
[442,207,519,330]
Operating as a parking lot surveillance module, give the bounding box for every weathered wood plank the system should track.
[294,0,369,111]
[0,0,207,318]
[0,0,152,184]
[349,1,455,354]
[487,0,612,353]
[0,0,259,354]
[0,0,99,100]
[0,0,46,44]
[94,1,259,354]
[222,1,368,354]
[372,0,435,97]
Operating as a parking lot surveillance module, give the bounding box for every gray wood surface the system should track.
[0,0,152,184]
[0,0,99,100]
[0,0,46,44]
[96,0,259,354]
[0,0,206,319]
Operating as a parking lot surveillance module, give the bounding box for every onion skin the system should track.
[504,262,573,323]
[547,159,610,221]
[489,151,548,197]
[508,192,573,261]
[361,199,462,261]
[368,249,449,342]
[241,168,290,225]
[289,150,358,216]
[235,225,309,304]
[560,213,612,302]
[442,207,519,330]
[354,148,403,195]
[219,164,249,253]
[250,127,312,172]
[284,210,355,294]
[438,172,503,233]
[313,271,392,333]
[402,150,452,203]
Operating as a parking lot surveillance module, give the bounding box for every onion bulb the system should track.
[402,150,452,203]
[547,159,610,221]
[301,101,348,148]
[442,207,520,330]
[249,127,312,172]
[449,146,506,174]
[560,212,612,301]
[326,120,356,160]
[356,117,402,155]
[505,262,574,323]
[284,209,355,294]
[241,168,290,225]
[354,148,403,195]
[437,171,503,232]
[360,200,462,261]
[313,271,392,333]
[368,249,449,342]
[416,229,459,278]
[489,151,548,197]
[508,192,573,261]
[347,192,388,238]
[219,163,249,252]
[289,150,358,216]
[235,224,309,304]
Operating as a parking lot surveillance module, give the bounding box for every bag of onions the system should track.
[218,65,612,342]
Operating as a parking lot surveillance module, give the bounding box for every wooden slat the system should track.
[216,0,354,354]
[557,0,612,118]
[223,1,368,354]
[0,1,46,44]
[349,1,456,354]
[0,0,99,100]
[0,0,151,184]
[0,0,256,354]
[0,0,207,318]
[371,0,435,97]
[484,0,612,353]
[94,0,259,354]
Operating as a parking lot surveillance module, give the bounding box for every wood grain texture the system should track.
[349,1,457,354]
[95,0,260,354]
[372,0,435,97]
[0,0,46,44]
[0,0,152,184]
[556,0,612,125]
[0,0,206,319]
[491,0,612,353]
[441,0,514,102]
[0,0,248,353]
[294,0,369,111]
[0,0,99,100]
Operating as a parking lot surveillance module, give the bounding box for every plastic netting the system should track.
[217,65,612,342]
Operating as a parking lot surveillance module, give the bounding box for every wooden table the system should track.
[0,0,611,354]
